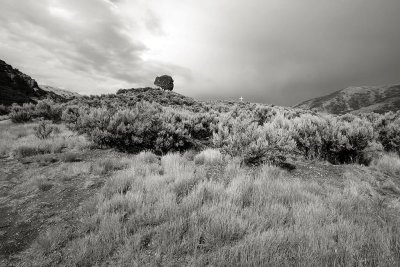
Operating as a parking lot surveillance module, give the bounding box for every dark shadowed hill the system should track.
[294,85,400,114]
[0,59,78,105]
[0,59,48,106]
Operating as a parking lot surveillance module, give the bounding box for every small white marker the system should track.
[239,96,243,102]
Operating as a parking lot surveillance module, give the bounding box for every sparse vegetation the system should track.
[372,153,400,176]
[60,152,81,162]
[1,88,400,266]
[34,120,54,139]
[90,157,130,175]
[34,99,63,123]
[9,103,35,123]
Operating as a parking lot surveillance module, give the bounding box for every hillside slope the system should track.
[294,85,400,114]
[0,60,48,106]
[0,59,78,106]
[68,87,204,111]
[39,85,81,100]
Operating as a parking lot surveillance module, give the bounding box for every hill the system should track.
[294,85,400,114]
[0,59,48,106]
[116,87,198,107]
[66,87,205,112]
[0,59,78,106]
[39,85,81,100]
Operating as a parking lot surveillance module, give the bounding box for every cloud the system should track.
[0,0,190,94]
[1,0,399,104]
[144,9,164,36]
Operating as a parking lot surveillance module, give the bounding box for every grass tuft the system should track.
[372,153,400,176]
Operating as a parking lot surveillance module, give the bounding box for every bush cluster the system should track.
[213,109,396,165]
[0,104,9,115]
[66,101,218,154]
[9,99,63,123]
[9,103,35,123]
[35,100,63,122]
[8,89,400,166]
[213,113,296,166]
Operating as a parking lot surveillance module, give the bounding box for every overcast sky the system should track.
[1,0,400,106]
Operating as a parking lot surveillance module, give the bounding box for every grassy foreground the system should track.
[1,121,400,266]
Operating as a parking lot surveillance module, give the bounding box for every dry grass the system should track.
[11,126,90,159]
[2,122,400,266]
[33,176,54,192]
[0,122,35,157]
[90,157,131,175]
[57,152,400,266]
[372,153,400,176]
[0,121,89,159]
[194,148,224,165]
[60,152,82,162]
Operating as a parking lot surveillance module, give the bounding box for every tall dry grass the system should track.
[372,153,400,176]
[0,121,90,159]
[60,149,400,266]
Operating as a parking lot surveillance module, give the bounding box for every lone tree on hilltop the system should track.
[154,75,174,91]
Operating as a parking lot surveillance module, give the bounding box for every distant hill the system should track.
[39,85,81,100]
[294,85,400,114]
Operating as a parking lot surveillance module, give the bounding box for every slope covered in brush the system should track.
[295,85,400,114]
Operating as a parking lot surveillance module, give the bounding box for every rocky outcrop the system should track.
[0,59,48,105]
[0,59,80,105]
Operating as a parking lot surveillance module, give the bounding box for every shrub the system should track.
[35,177,53,191]
[0,104,9,115]
[35,99,63,122]
[325,116,376,164]
[73,101,216,155]
[52,125,61,135]
[61,152,81,162]
[9,103,35,123]
[34,154,59,165]
[14,145,38,158]
[378,117,400,155]
[291,114,328,159]
[290,113,380,164]
[34,121,54,139]
[61,105,81,128]
[213,112,296,166]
